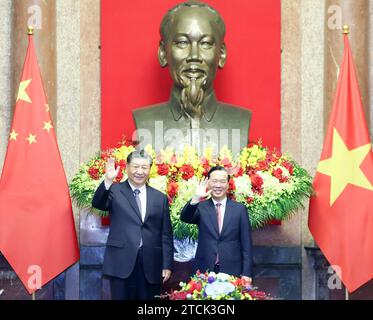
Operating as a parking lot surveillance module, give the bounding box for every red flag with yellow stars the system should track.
[0,32,79,294]
[308,32,373,292]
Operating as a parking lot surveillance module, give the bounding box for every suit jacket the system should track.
[180,198,253,277]
[92,180,173,284]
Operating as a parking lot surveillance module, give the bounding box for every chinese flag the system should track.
[309,34,373,292]
[0,33,79,294]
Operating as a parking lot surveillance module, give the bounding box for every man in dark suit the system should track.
[181,166,253,283]
[92,150,173,300]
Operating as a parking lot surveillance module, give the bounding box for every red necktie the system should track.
[216,203,222,234]
[215,203,222,265]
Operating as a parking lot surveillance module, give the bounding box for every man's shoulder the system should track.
[218,102,252,118]
[112,181,126,191]
[146,184,168,199]
[228,198,247,210]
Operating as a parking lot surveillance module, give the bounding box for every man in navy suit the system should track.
[181,166,253,283]
[92,150,173,300]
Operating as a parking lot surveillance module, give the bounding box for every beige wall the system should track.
[0,0,12,177]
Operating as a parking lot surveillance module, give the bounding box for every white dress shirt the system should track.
[104,179,147,222]
[128,181,147,222]
[212,197,227,230]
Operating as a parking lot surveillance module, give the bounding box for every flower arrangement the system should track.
[162,271,271,300]
[69,141,313,240]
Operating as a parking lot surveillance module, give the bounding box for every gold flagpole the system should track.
[27,25,34,35]
[343,24,350,35]
[342,23,350,302]
[28,24,35,302]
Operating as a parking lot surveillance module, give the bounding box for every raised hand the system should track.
[105,158,120,183]
[191,177,212,204]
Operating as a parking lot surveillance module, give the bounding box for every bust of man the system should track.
[133,0,252,155]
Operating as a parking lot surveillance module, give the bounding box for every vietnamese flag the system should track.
[0,32,79,294]
[308,32,373,292]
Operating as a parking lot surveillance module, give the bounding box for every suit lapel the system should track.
[207,199,219,236]
[220,198,233,236]
[144,185,153,222]
[119,180,142,222]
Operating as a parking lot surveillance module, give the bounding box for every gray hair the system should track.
[126,150,153,166]
[160,0,226,42]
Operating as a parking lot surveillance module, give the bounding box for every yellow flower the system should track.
[144,144,155,159]
[113,145,135,161]
[203,147,214,161]
[148,164,158,179]
[219,146,233,161]
[162,147,175,163]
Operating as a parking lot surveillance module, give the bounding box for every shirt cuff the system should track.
[104,180,113,190]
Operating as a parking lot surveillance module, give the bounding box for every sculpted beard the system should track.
[179,75,206,119]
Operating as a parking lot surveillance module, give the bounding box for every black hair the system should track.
[126,150,153,166]
[207,165,230,181]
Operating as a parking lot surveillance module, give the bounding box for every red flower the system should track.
[229,194,236,201]
[188,280,197,293]
[272,168,283,179]
[195,282,202,292]
[266,150,281,164]
[100,150,112,161]
[250,173,263,194]
[228,178,236,193]
[247,140,262,148]
[232,166,244,178]
[282,160,294,175]
[87,167,100,180]
[257,160,269,171]
[201,158,211,177]
[249,290,269,300]
[167,181,179,199]
[180,164,195,180]
[272,168,288,183]
[157,163,169,176]
[220,157,232,168]
[169,290,188,300]
[246,196,254,204]
[115,169,124,183]
[117,159,126,170]
[232,278,242,287]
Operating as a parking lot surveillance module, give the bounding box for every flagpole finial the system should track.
[343,25,350,35]
[27,26,34,35]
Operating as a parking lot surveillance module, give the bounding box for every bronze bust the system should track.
[133,0,252,155]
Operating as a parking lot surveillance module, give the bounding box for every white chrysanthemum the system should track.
[216,273,230,281]
[257,171,278,187]
[178,176,198,194]
[256,171,293,201]
[148,176,168,194]
[205,282,235,299]
[233,174,252,195]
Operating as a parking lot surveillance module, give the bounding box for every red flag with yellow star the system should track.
[0,33,79,294]
[309,33,373,292]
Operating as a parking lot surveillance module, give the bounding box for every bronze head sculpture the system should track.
[133,0,252,155]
